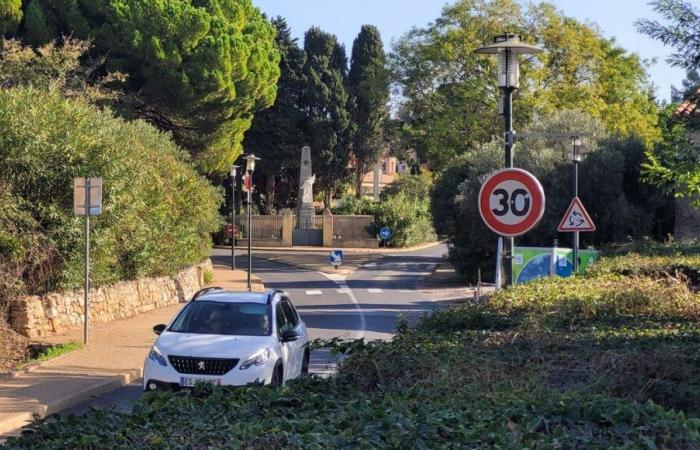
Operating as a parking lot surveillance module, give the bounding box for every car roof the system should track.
[192,288,280,304]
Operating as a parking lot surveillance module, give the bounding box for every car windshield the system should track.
[168,301,271,336]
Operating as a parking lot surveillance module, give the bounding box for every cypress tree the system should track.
[348,25,390,198]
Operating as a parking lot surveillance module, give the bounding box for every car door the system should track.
[274,301,292,379]
[280,298,305,377]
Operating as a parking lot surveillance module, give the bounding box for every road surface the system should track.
[59,243,450,416]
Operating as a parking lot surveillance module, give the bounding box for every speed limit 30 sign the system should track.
[478,168,545,237]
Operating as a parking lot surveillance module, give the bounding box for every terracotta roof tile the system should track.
[676,87,700,118]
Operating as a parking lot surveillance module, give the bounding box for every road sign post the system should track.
[479,168,545,287]
[379,227,392,247]
[73,177,102,345]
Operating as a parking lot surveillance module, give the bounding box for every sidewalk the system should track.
[0,266,263,438]
[214,239,446,254]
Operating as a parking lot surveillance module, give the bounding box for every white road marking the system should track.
[305,290,323,296]
[367,288,383,293]
[398,289,414,293]
[336,288,352,294]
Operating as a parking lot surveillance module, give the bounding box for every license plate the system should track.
[179,376,222,387]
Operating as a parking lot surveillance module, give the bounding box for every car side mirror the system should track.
[281,329,299,343]
[153,324,167,335]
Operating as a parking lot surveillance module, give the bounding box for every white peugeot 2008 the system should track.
[143,288,310,391]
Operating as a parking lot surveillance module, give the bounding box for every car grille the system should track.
[168,356,239,375]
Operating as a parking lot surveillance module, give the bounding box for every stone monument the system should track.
[298,146,315,229]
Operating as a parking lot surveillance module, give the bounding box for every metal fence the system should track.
[292,214,324,229]
[332,215,376,241]
[235,215,283,240]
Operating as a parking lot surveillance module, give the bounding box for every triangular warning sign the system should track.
[558,197,596,232]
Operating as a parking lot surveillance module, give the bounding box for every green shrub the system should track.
[0,87,221,300]
[374,175,436,247]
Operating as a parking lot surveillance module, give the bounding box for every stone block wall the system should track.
[9,260,212,339]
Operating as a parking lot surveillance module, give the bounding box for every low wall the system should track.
[9,260,213,339]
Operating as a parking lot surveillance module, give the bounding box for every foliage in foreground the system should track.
[0,87,220,304]
[7,245,700,449]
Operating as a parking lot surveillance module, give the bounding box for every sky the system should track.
[252,0,688,102]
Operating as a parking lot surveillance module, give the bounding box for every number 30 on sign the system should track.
[478,168,546,237]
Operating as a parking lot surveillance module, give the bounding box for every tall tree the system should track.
[637,0,700,71]
[12,0,280,174]
[302,27,353,208]
[244,17,306,214]
[637,0,700,204]
[348,25,390,198]
[391,0,659,172]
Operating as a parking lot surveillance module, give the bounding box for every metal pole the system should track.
[231,172,236,271]
[502,59,515,287]
[573,141,580,273]
[247,173,252,291]
[83,178,90,345]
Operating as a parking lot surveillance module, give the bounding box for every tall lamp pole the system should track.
[243,154,260,291]
[230,165,239,271]
[572,138,582,273]
[475,34,543,287]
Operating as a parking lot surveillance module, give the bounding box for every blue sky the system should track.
[253,0,687,102]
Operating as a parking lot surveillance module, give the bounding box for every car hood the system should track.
[156,332,274,359]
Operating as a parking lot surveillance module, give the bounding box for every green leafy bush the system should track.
[0,87,220,300]
[374,175,436,247]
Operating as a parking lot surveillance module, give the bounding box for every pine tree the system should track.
[348,25,389,198]
[302,27,353,208]
[243,17,306,214]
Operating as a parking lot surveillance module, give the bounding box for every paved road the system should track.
[59,244,449,417]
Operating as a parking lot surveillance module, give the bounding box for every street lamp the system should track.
[243,153,260,291]
[570,137,592,273]
[230,164,239,271]
[475,34,543,288]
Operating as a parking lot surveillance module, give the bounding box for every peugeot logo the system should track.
[198,361,206,371]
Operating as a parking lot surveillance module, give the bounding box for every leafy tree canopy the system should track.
[637,0,700,72]
[302,27,353,207]
[349,25,390,198]
[243,17,306,213]
[12,0,280,174]
[391,0,659,171]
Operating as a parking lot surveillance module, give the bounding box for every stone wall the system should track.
[9,260,213,339]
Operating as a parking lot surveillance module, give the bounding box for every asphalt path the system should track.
[57,243,449,417]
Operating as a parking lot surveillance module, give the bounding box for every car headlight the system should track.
[240,348,270,370]
[148,346,167,367]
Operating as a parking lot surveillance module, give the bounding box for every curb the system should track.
[2,347,79,381]
[0,369,142,437]
[213,240,447,254]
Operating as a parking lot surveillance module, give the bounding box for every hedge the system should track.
[0,87,221,303]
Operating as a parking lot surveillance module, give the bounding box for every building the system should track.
[357,153,415,198]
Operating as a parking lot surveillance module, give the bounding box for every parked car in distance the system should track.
[143,288,309,391]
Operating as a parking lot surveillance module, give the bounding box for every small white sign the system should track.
[514,254,523,265]
[73,177,103,216]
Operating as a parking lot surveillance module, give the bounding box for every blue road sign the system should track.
[330,249,343,267]
[379,227,392,240]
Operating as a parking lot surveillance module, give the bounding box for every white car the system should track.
[143,288,310,391]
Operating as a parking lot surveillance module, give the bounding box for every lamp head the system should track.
[230,164,239,177]
[474,34,543,89]
[244,154,261,173]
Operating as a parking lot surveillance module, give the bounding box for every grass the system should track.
[5,244,700,448]
[13,342,82,372]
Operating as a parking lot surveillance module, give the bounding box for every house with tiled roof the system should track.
[674,86,700,241]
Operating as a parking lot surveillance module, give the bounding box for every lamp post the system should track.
[230,165,239,271]
[474,34,543,287]
[243,154,260,291]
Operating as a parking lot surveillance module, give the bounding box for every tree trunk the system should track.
[265,174,276,215]
[354,162,366,199]
[323,189,333,210]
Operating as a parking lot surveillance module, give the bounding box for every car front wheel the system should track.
[270,363,283,387]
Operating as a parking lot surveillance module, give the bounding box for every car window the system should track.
[169,301,271,336]
[276,303,293,335]
[281,301,299,327]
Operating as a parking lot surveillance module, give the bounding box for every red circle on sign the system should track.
[478,168,545,237]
